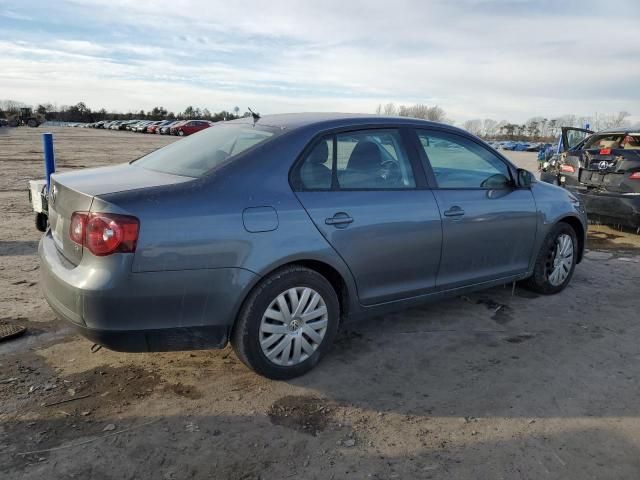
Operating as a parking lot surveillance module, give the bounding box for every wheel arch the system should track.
[234,257,358,332]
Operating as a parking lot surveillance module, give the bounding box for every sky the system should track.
[1,0,639,124]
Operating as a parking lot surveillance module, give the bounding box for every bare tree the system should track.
[383,103,398,116]
[426,105,447,122]
[612,111,631,127]
[0,99,27,114]
[463,119,482,136]
[482,119,498,138]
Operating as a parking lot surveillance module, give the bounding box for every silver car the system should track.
[40,113,587,378]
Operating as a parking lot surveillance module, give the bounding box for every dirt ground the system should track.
[1,126,640,480]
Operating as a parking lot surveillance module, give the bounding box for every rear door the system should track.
[292,127,442,305]
[413,128,538,289]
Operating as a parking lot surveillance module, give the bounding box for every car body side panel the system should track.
[528,180,587,264]
[295,190,442,305]
[39,230,258,331]
[432,188,538,289]
[96,136,361,321]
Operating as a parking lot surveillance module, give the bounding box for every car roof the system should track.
[597,124,640,134]
[225,112,462,134]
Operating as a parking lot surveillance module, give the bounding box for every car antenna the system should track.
[248,107,260,125]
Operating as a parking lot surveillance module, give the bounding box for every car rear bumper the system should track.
[39,232,259,351]
[568,188,640,227]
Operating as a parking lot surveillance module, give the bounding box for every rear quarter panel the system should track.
[96,130,359,315]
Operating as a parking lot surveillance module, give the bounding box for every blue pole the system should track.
[43,133,56,191]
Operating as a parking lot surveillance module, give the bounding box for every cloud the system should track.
[0,0,638,123]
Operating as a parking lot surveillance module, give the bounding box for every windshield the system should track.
[134,123,278,177]
[583,133,640,150]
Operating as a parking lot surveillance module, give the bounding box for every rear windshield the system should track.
[134,123,278,177]
[583,133,640,150]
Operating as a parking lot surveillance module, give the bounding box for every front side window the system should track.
[298,129,416,190]
[134,123,277,177]
[416,130,512,189]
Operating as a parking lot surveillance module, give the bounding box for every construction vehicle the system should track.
[7,107,45,127]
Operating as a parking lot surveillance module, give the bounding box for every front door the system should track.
[414,128,538,289]
[293,128,442,305]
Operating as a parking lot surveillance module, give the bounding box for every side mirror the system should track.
[517,168,533,188]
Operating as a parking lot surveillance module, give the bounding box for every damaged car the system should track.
[541,126,640,228]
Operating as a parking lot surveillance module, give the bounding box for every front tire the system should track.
[523,222,577,294]
[231,266,340,379]
[178,130,185,136]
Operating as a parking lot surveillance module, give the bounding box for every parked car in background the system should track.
[40,113,586,379]
[168,120,188,135]
[540,126,640,228]
[157,120,178,134]
[118,120,137,130]
[134,120,153,133]
[144,121,164,134]
[158,121,176,134]
[172,119,211,136]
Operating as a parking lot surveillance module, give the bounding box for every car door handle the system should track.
[443,206,465,217]
[325,213,354,226]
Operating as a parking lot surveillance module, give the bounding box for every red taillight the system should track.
[69,212,88,245]
[69,212,139,256]
[599,148,612,155]
[630,172,640,180]
[560,164,575,173]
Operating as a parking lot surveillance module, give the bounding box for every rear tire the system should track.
[523,222,577,294]
[27,119,39,127]
[231,265,340,379]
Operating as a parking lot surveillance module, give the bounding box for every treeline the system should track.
[0,99,249,123]
[375,103,449,123]
[375,102,633,141]
[462,112,632,141]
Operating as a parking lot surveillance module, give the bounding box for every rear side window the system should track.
[134,123,277,177]
[298,129,416,190]
[416,130,512,189]
[583,133,640,150]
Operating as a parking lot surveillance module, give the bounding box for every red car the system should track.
[145,121,164,134]
[173,120,211,136]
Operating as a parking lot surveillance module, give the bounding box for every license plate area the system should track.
[579,170,623,187]
[51,209,65,250]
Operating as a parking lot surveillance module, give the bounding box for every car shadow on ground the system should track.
[3,410,639,479]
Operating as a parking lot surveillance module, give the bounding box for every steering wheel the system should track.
[379,160,402,184]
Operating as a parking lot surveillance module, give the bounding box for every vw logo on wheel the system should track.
[598,160,609,171]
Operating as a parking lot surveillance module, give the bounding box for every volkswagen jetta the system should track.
[40,113,587,378]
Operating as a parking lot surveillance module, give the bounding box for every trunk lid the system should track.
[578,149,640,192]
[48,163,193,265]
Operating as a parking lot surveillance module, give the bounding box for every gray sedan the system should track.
[40,113,587,378]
